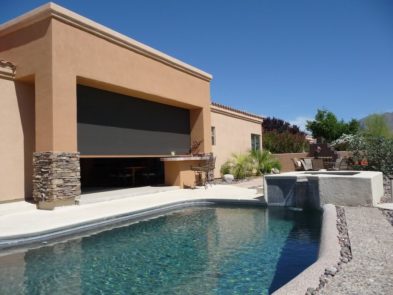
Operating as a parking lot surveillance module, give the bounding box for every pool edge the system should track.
[272,204,340,295]
[0,198,265,252]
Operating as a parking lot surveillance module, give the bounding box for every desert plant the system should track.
[230,153,254,179]
[220,161,233,175]
[249,149,281,174]
[330,134,357,151]
[348,135,393,176]
[220,153,254,179]
[220,150,282,179]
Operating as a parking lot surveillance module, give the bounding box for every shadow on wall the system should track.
[15,81,35,202]
[0,19,50,52]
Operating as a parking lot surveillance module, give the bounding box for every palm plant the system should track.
[220,150,281,180]
[249,149,281,175]
[232,153,254,179]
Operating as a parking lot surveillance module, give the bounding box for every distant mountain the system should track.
[359,112,393,131]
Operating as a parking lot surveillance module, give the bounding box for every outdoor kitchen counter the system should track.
[160,156,209,188]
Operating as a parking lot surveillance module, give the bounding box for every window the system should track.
[211,126,216,145]
[251,134,260,150]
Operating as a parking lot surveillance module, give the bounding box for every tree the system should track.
[262,117,308,153]
[306,109,359,143]
[262,117,305,135]
[361,114,392,138]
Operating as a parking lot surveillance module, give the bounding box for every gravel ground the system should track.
[318,207,393,295]
[381,209,393,226]
[381,175,392,203]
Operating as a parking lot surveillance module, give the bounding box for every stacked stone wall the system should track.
[33,152,80,209]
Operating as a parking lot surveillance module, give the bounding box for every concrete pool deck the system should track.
[0,183,262,248]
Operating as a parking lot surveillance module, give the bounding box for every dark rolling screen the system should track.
[77,85,190,155]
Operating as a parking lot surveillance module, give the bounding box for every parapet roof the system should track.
[0,2,212,82]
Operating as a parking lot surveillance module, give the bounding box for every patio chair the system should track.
[191,153,216,188]
[301,158,313,171]
[338,157,353,170]
[328,158,343,171]
[292,158,304,171]
[312,158,325,170]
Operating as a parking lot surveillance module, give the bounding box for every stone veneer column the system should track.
[33,152,81,210]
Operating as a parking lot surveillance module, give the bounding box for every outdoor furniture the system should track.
[318,156,334,169]
[338,158,353,170]
[312,158,325,170]
[301,158,313,171]
[124,166,146,186]
[292,158,304,171]
[191,153,216,187]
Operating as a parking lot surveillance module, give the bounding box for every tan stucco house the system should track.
[0,3,212,208]
[0,3,264,209]
[211,103,263,178]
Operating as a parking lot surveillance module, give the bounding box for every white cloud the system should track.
[289,116,313,132]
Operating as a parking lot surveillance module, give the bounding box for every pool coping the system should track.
[0,198,264,253]
[272,204,340,295]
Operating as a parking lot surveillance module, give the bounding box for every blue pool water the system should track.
[0,206,321,294]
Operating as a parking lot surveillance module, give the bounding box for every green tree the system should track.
[306,109,359,143]
[361,114,392,138]
[262,117,308,153]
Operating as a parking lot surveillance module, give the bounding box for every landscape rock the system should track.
[223,174,234,183]
[305,206,352,294]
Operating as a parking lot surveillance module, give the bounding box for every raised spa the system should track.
[265,170,384,208]
[0,206,321,294]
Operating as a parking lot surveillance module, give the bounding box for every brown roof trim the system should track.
[211,102,264,121]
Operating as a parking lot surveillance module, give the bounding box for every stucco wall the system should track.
[272,152,309,172]
[211,107,262,178]
[0,3,212,154]
[0,77,35,202]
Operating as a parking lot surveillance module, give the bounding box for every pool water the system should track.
[0,206,321,295]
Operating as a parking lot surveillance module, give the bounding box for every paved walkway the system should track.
[0,184,261,240]
[320,207,393,295]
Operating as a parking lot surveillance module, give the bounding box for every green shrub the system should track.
[263,131,308,153]
[230,153,254,179]
[220,153,253,179]
[348,135,393,176]
[220,161,233,175]
[220,150,282,179]
[330,134,356,151]
[249,149,281,174]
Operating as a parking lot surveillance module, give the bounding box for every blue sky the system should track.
[1,0,393,130]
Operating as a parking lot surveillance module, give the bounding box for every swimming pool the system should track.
[0,206,321,294]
